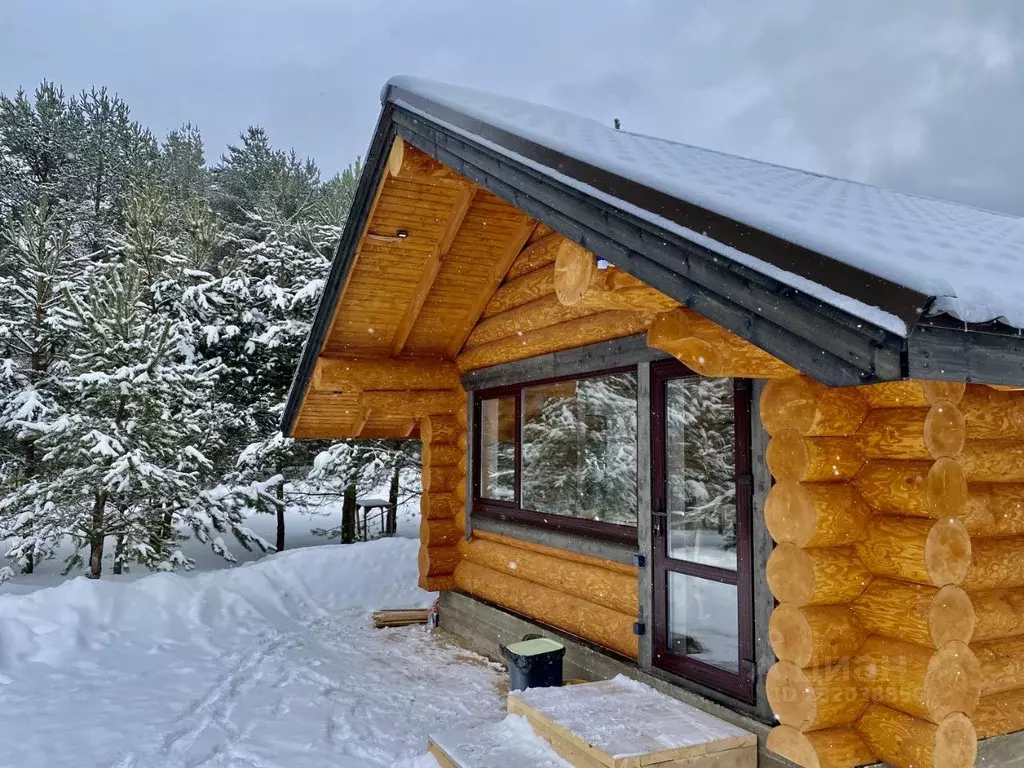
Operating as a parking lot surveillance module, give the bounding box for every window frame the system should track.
[472,366,640,546]
[649,359,756,703]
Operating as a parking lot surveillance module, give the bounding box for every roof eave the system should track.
[280,102,397,438]
[284,88,1024,438]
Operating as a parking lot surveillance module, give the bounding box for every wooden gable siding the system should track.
[401,191,534,358]
[321,177,467,359]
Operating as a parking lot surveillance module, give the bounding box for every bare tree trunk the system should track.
[88,491,107,579]
[112,535,125,575]
[387,462,400,537]
[22,429,37,575]
[341,480,357,544]
[276,480,286,551]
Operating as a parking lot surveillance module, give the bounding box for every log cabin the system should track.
[282,76,1024,768]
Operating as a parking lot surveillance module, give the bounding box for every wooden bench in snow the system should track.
[507,675,756,767]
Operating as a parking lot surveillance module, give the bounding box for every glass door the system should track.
[650,360,755,702]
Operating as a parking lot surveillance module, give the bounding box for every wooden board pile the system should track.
[371,608,430,629]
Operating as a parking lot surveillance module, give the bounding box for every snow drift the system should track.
[0,538,432,670]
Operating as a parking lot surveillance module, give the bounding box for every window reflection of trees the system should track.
[521,373,638,525]
[666,377,737,568]
[479,397,516,501]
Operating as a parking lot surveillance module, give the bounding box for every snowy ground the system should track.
[0,536,509,767]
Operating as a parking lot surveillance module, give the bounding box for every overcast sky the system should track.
[2,1,1022,213]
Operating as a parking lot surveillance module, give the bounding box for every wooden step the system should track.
[507,675,757,767]
[427,715,573,768]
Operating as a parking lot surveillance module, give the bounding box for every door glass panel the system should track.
[665,377,737,570]
[668,572,739,672]
[479,396,516,501]
[521,372,637,525]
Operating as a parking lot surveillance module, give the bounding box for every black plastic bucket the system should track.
[501,637,565,691]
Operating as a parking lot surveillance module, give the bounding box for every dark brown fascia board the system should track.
[384,83,928,332]
[908,320,1024,386]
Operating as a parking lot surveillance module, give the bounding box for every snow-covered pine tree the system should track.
[0,82,84,219]
[39,188,267,579]
[159,123,208,212]
[205,128,364,549]
[73,88,159,255]
[0,201,86,576]
[0,84,95,579]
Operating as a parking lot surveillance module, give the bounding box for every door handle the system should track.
[652,509,668,538]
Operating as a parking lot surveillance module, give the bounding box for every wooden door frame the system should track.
[646,359,756,703]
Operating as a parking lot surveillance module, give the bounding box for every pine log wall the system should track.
[418,412,468,592]
[455,232,673,373]
[451,532,640,659]
[758,376,1024,768]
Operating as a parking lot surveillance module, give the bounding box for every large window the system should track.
[473,369,638,542]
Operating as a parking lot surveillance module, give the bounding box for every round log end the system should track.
[924,641,982,722]
[553,240,597,306]
[765,480,813,546]
[925,518,972,586]
[930,585,975,647]
[670,337,720,377]
[646,309,687,350]
[926,458,969,519]
[924,400,966,458]
[766,430,811,482]
[766,544,815,606]
[766,726,822,768]
[923,381,967,406]
[935,712,977,768]
[387,136,406,177]
[769,604,813,666]
[766,726,875,768]
[766,661,817,730]
[760,376,819,436]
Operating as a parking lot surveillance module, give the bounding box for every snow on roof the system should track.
[387,76,1024,335]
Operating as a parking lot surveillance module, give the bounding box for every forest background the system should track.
[0,83,418,581]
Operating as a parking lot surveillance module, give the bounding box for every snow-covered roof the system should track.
[386,76,1024,337]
